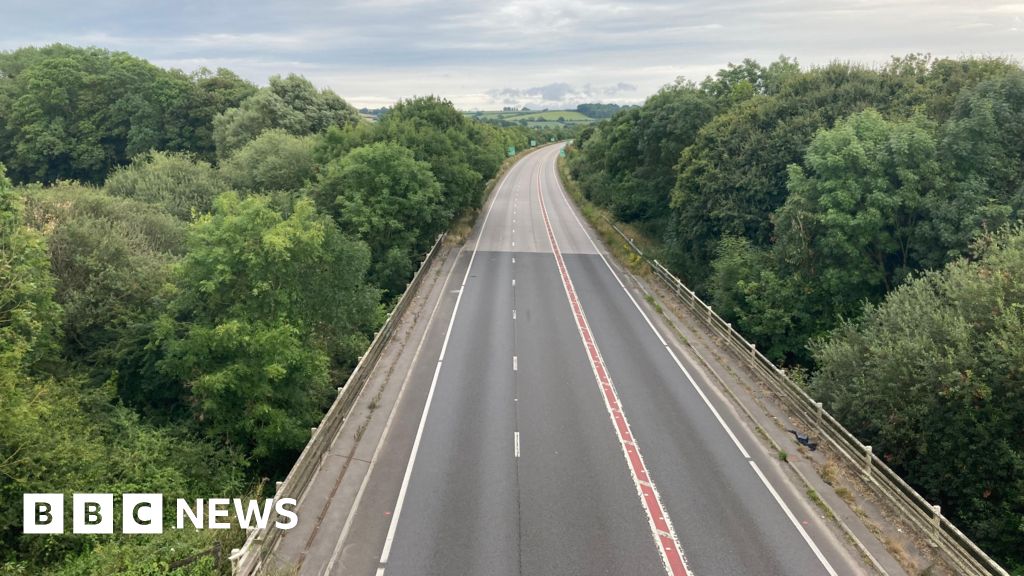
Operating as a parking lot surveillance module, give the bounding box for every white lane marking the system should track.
[512,309,517,321]
[535,169,691,576]
[512,241,516,247]
[514,431,520,458]
[325,216,467,575]
[544,154,752,459]
[750,462,839,576]
[374,149,521,576]
[512,278,516,287]
[543,150,838,575]
[513,356,518,371]
[512,257,516,264]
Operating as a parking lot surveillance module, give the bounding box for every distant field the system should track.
[466,110,596,125]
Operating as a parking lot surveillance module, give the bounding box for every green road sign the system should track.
[559,149,566,158]
[550,137,555,142]
[507,146,516,157]
[530,139,536,147]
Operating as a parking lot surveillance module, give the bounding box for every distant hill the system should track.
[463,109,596,128]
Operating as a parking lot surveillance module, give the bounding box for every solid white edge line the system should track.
[750,461,839,576]
[543,148,839,575]
[543,156,748,457]
[514,431,520,458]
[324,222,466,575]
[374,153,522,576]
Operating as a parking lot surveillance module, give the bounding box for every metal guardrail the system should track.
[606,221,1009,576]
[229,232,447,575]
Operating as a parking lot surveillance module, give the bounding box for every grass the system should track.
[465,110,597,126]
[644,293,663,314]
[472,110,593,121]
[555,156,658,276]
[806,489,836,522]
[820,459,839,486]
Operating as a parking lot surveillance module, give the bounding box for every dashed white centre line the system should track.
[514,432,520,458]
[513,356,518,371]
[512,309,517,320]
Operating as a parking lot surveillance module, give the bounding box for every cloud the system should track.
[1,0,1023,108]
[485,81,638,109]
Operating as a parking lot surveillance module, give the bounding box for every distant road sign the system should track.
[530,139,536,147]
[508,146,516,157]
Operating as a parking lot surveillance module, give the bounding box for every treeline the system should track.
[0,45,536,574]
[567,55,1024,569]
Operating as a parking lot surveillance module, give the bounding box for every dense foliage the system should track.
[0,45,529,574]
[0,45,255,184]
[811,227,1024,565]
[569,55,1024,568]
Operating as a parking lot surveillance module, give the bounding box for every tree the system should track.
[669,62,897,289]
[22,183,187,411]
[220,130,318,194]
[0,163,61,373]
[104,151,224,220]
[0,45,241,184]
[313,142,445,295]
[930,70,1024,262]
[212,74,359,158]
[810,226,1024,569]
[158,193,379,472]
[376,96,486,215]
[775,109,940,304]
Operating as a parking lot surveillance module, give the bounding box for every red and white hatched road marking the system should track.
[536,173,692,576]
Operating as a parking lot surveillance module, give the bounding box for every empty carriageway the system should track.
[307,144,870,576]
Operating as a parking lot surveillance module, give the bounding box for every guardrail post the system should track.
[311,427,317,437]
[230,549,240,573]
[931,505,942,544]
[705,303,712,322]
[275,481,283,494]
[863,445,873,478]
[749,342,756,360]
[814,402,823,436]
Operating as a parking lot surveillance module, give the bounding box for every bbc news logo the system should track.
[23,494,297,534]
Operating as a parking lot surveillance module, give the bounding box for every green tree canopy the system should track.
[158,193,379,471]
[810,226,1024,569]
[313,142,445,295]
[220,129,318,194]
[212,74,359,158]
[104,150,224,220]
[0,45,251,184]
[22,183,187,411]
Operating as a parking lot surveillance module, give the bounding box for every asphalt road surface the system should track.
[323,145,865,576]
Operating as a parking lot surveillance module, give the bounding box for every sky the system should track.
[0,0,1022,110]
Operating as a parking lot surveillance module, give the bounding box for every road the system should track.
[308,145,866,576]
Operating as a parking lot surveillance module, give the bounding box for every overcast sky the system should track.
[1,1,1022,109]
